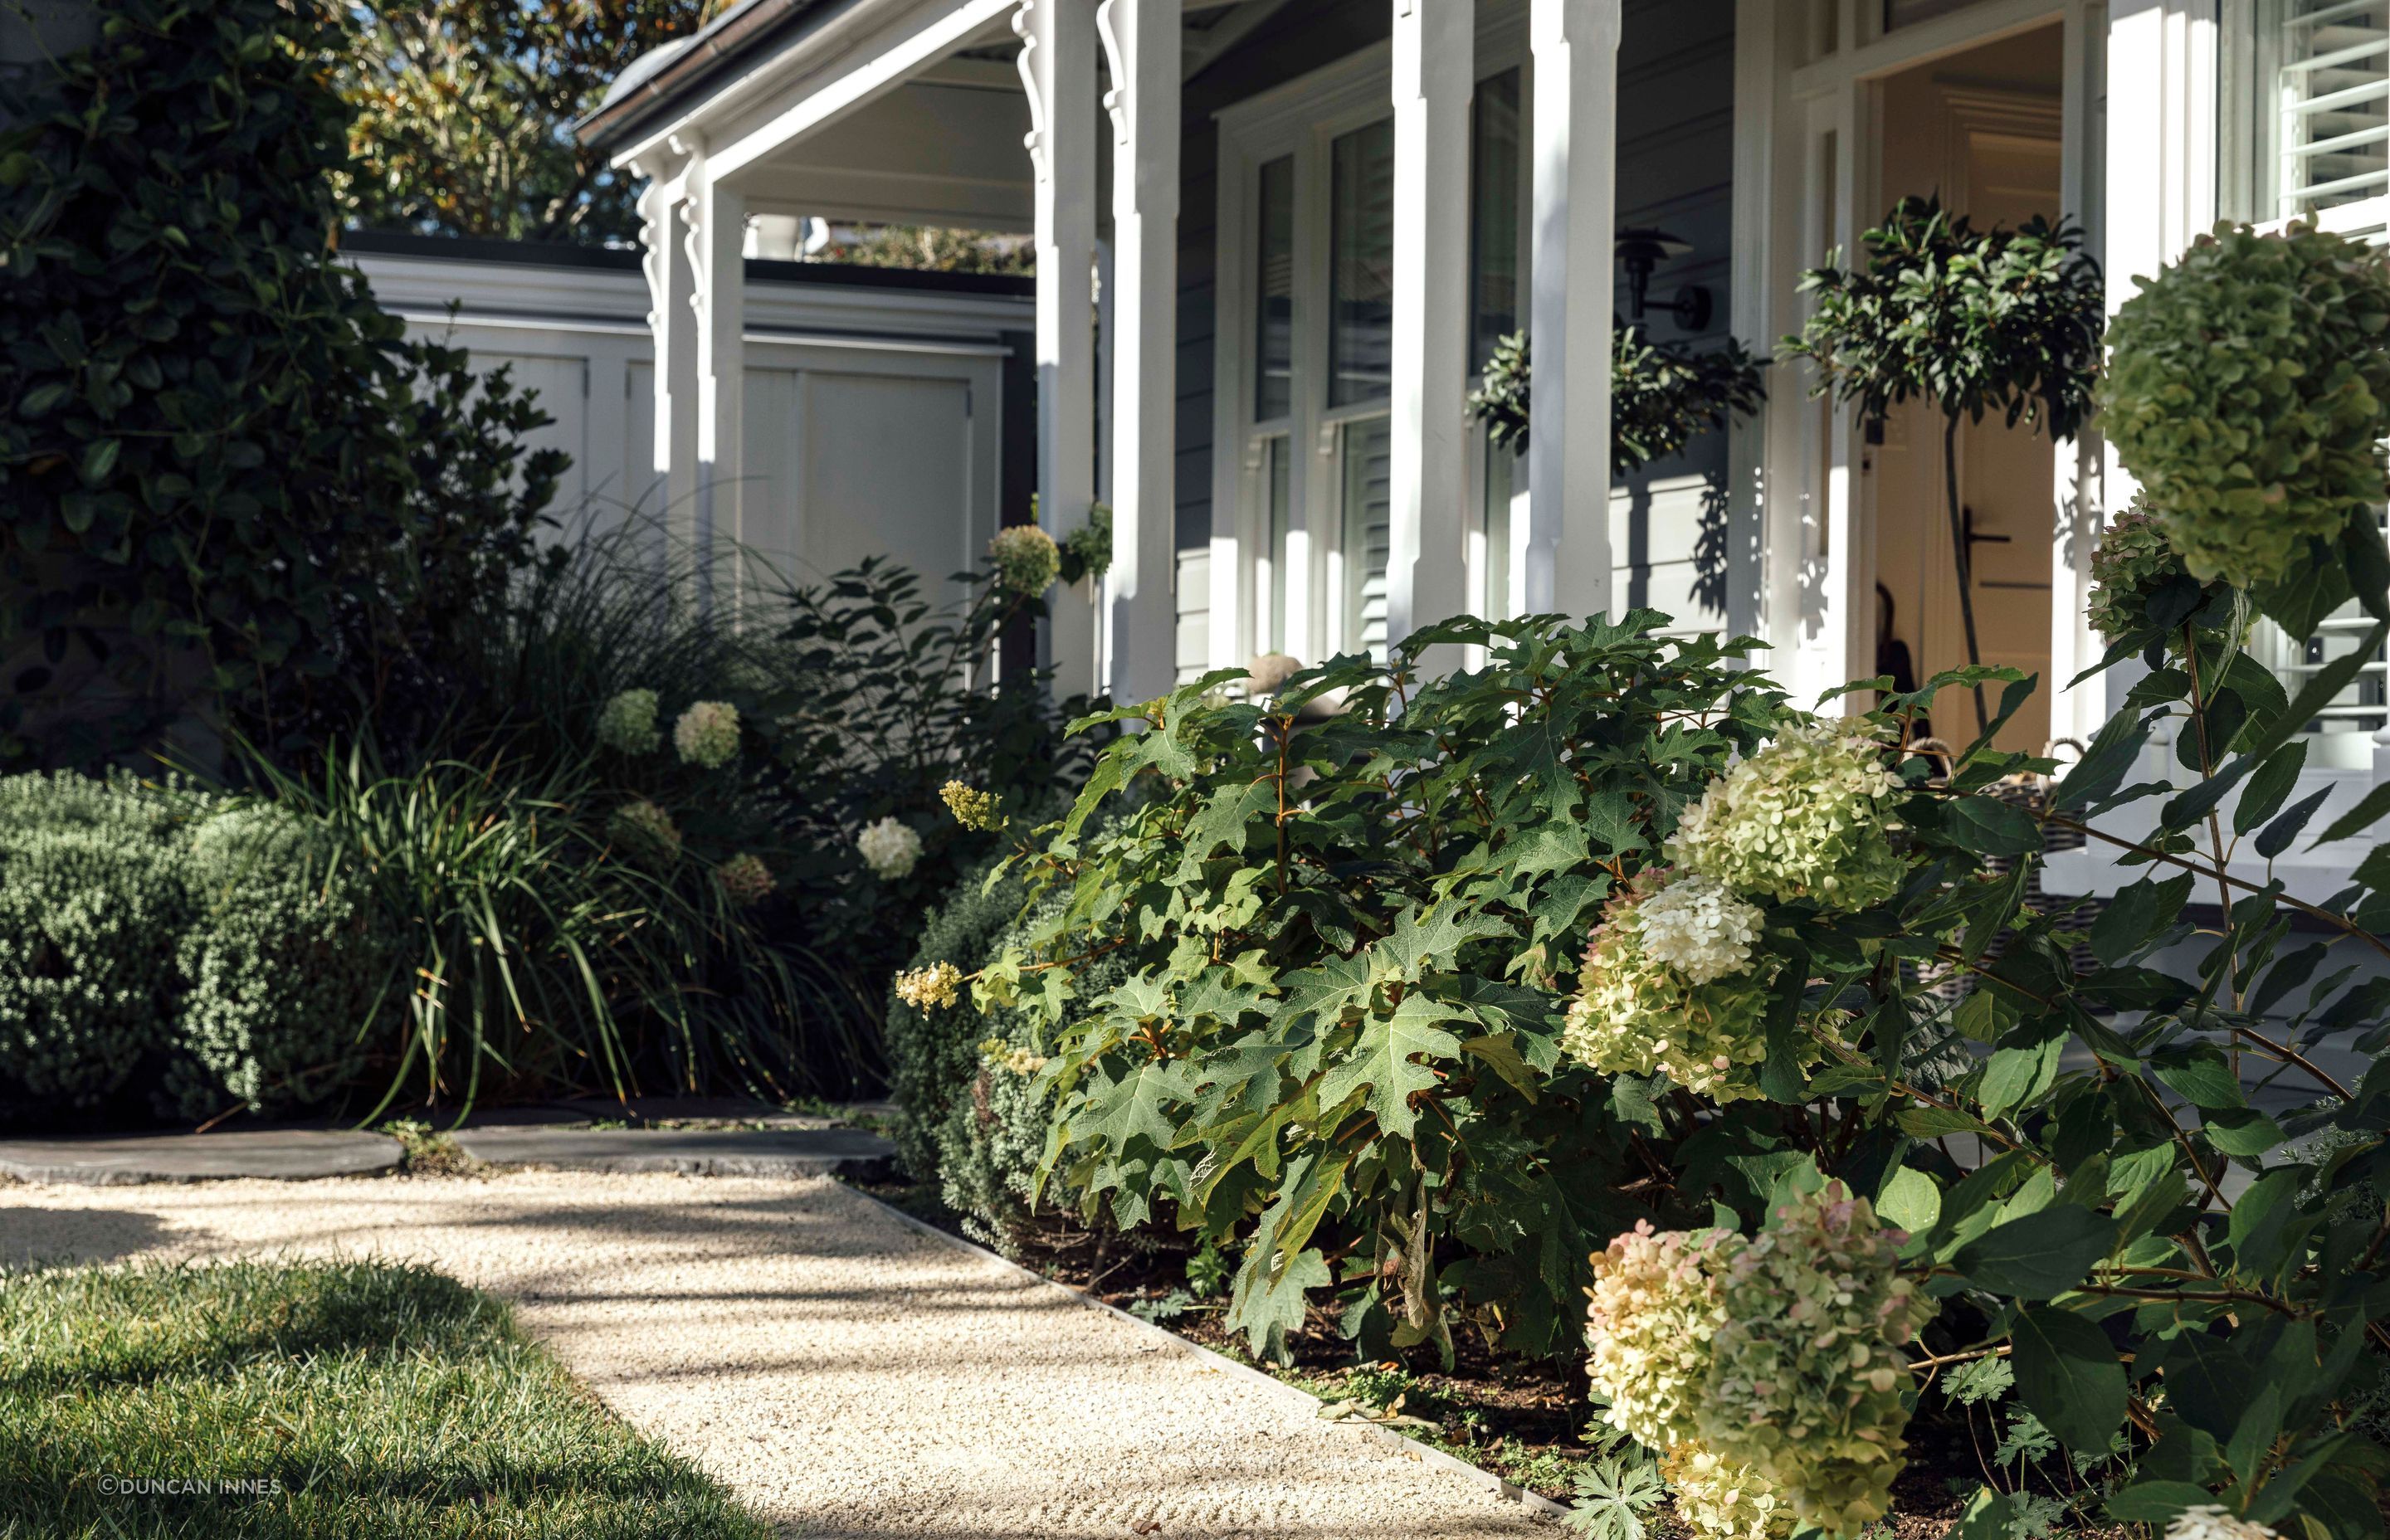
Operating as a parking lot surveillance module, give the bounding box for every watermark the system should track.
[95,1476,285,1499]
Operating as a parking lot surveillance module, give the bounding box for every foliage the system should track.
[2097,219,2390,612]
[0,1258,773,1538]
[1466,327,1768,474]
[336,0,715,243]
[885,849,1032,1184]
[171,805,398,1120]
[1563,1450,1670,1540]
[824,223,1036,276]
[1058,505,1114,587]
[968,614,1788,1364]
[0,772,191,1112]
[0,0,563,768]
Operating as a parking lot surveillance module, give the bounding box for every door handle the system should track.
[1962,505,2011,552]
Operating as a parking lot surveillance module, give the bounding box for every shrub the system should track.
[169,806,397,1121]
[0,773,188,1110]
[885,850,1027,1184]
[1466,327,1767,473]
[973,613,1790,1362]
[2100,220,2390,605]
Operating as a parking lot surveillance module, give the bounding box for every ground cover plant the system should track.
[0,1257,770,1539]
[900,217,2390,1540]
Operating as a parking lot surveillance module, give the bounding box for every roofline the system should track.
[574,0,848,154]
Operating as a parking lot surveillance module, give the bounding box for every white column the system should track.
[1389,0,1475,659]
[636,159,700,555]
[2046,0,2109,751]
[693,163,747,612]
[1526,0,1620,621]
[1017,0,1102,697]
[1099,0,1181,704]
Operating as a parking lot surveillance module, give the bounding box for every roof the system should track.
[575,0,847,154]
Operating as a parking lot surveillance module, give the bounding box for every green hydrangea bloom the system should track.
[2100,220,2390,589]
[1584,1220,1734,1449]
[989,524,1061,595]
[941,780,1000,831]
[596,688,661,754]
[1667,720,1909,913]
[1697,1184,1935,1538]
[1562,875,1790,1104]
[715,853,774,907]
[672,699,741,768]
[1661,1442,1793,1540]
[606,800,681,870]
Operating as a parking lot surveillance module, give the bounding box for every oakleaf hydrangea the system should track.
[1584,1219,1734,1449]
[596,688,661,753]
[1561,872,1788,1104]
[989,524,1061,595]
[606,800,681,870]
[715,854,774,907]
[1661,1442,1792,1540]
[895,962,964,1011]
[2100,221,2390,589]
[1698,1183,1934,1538]
[673,699,741,768]
[2167,1508,2280,1540]
[856,816,924,880]
[1668,720,1908,912]
[941,780,999,831]
[980,1036,1047,1076]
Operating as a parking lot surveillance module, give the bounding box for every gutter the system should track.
[574,0,834,154]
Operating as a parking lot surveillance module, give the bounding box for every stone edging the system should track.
[849,1187,1569,1525]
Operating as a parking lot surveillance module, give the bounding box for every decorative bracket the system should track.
[1013,2,1048,183]
[1095,0,1129,147]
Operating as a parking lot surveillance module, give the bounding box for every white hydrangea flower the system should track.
[673,699,742,768]
[856,816,924,880]
[1585,1220,1735,1450]
[2166,1509,2279,1540]
[1661,1441,1792,1540]
[1633,870,1763,985]
[1667,719,1909,913]
[595,688,661,753]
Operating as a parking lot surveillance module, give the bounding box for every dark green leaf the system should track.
[2011,1305,2127,1454]
[1951,1205,2115,1299]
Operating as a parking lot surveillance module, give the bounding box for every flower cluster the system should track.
[2100,221,2390,589]
[597,689,661,754]
[980,1036,1046,1077]
[989,524,1061,596]
[673,700,741,768]
[1584,1219,1732,1449]
[1562,872,1783,1103]
[1668,721,1907,912]
[895,961,964,1011]
[857,816,924,880]
[941,780,1000,831]
[606,800,681,870]
[1660,1442,1791,1540]
[1702,1184,1934,1537]
[715,854,774,907]
[2166,1508,2280,1540]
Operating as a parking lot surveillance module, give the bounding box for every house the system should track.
[578,0,2390,897]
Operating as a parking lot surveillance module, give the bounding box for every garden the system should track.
[7,3,2390,1540]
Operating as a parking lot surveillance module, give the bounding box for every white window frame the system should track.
[1208,8,1530,673]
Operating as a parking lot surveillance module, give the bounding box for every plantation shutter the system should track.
[2252,2,2390,753]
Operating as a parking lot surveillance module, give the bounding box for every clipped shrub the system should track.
[169,806,398,1121]
[885,850,1026,1183]
[0,773,189,1109]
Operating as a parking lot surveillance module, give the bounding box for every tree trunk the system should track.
[1944,414,1989,734]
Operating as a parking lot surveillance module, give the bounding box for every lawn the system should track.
[0,1258,770,1539]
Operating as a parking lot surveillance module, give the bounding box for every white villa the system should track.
[576,0,2390,875]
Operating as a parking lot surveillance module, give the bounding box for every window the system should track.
[2226,2,2390,758]
[1340,418,1393,660]
[1328,119,1396,407]
[1255,156,1295,423]
[1471,70,1523,370]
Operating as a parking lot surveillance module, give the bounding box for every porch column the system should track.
[1389,0,1475,658]
[636,161,701,553]
[693,161,747,610]
[1017,0,1102,697]
[1526,0,1620,620]
[1099,0,1181,705]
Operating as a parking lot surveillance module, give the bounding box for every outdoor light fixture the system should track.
[1615,227,1712,332]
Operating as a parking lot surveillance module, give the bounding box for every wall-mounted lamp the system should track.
[1615,227,1712,333]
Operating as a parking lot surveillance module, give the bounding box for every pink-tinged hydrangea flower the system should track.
[1697,1182,1935,1538]
[605,800,681,870]
[856,816,924,880]
[895,962,964,1011]
[1561,871,1792,1104]
[715,854,774,907]
[673,699,741,768]
[596,688,661,753]
[1585,1220,1735,1450]
[1661,1441,1792,1540]
[989,524,1061,595]
[1667,719,1909,913]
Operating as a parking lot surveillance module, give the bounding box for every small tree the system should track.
[1782,195,2103,730]
[1468,324,1767,474]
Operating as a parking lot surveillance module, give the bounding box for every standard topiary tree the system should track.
[1466,324,1767,474]
[1781,194,2103,730]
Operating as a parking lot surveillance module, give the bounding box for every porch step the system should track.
[447,1124,896,1178]
[0,1130,401,1187]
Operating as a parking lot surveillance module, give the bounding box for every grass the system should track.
[0,1258,772,1539]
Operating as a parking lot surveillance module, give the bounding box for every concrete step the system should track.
[0,1131,401,1186]
[448,1125,895,1178]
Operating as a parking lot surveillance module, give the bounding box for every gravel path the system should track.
[2,1171,1554,1539]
